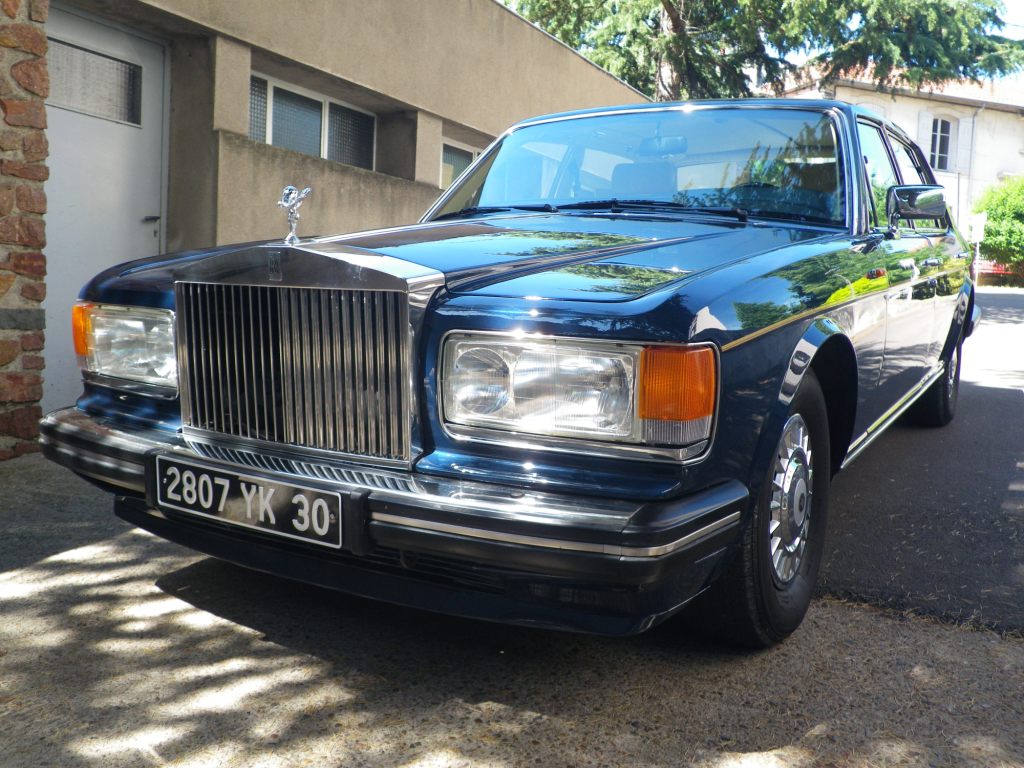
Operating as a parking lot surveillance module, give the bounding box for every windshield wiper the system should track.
[432,203,559,221]
[672,205,749,222]
[559,199,749,222]
[432,206,511,221]
[744,209,837,225]
[557,199,627,211]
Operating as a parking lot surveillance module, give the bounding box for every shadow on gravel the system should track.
[147,554,1021,768]
[2,529,1022,767]
[0,453,131,571]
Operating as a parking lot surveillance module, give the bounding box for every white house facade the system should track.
[787,77,1024,228]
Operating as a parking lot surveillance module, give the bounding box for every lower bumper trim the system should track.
[372,508,742,559]
[115,494,733,636]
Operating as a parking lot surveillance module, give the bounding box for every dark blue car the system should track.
[41,100,979,646]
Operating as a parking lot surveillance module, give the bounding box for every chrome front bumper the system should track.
[39,406,747,564]
[41,406,751,633]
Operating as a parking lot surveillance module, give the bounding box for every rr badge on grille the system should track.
[267,250,283,282]
[277,185,312,246]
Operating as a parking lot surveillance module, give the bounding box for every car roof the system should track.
[511,98,915,148]
[512,98,849,125]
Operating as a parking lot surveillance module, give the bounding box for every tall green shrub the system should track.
[976,176,1024,269]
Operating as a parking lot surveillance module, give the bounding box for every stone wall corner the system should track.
[0,0,48,459]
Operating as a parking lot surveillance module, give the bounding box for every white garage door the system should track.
[43,6,167,411]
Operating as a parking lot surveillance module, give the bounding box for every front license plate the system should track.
[154,455,343,549]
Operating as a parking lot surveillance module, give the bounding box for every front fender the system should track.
[744,316,856,497]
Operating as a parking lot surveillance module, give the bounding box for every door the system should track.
[42,6,167,411]
[856,121,936,406]
[888,132,969,364]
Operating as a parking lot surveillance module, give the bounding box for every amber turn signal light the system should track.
[72,303,93,357]
[639,345,716,422]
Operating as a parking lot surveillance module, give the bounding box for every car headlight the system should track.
[441,333,716,446]
[72,302,177,390]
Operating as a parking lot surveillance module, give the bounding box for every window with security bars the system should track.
[930,118,952,171]
[48,38,142,125]
[248,74,376,171]
[272,88,322,157]
[249,77,267,142]
[442,144,475,188]
[328,104,374,170]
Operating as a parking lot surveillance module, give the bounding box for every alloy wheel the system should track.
[768,413,814,586]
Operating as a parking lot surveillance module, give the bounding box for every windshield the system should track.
[431,107,846,226]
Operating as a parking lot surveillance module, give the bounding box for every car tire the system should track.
[906,342,961,428]
[685,371,831,648]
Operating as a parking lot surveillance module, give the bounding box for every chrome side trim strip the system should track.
[371,510,741,559]
[842,364,945,468]
[621,511,742,558]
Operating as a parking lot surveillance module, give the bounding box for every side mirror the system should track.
[885,185,946,237]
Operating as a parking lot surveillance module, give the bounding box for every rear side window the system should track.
[889,138,929,185]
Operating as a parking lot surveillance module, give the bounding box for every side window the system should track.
[857,122,899,228]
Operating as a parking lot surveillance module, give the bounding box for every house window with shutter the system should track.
[930,118,952,171]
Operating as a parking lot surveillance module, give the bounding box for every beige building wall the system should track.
[70,0,646,250]
[215,133,441,245]
[789,80,1024,226]
[138,0,642,139]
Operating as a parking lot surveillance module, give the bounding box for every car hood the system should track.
[89,213,831,306]
[319,213,828,301]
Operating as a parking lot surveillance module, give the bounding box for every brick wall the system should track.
[0,0,48,460]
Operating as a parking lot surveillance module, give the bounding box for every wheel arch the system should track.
[776,318,858,478]
[808,334,858,475]
[943,280,975,354]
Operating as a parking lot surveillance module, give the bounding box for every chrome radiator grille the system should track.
[176,282,410,462]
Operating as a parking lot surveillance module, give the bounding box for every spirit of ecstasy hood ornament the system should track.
[277,185,312,246]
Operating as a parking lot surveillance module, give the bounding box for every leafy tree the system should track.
[506,0,1023,100]
[734,300,793,330]
[562,262,684,293]
[975,176,1024,270]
